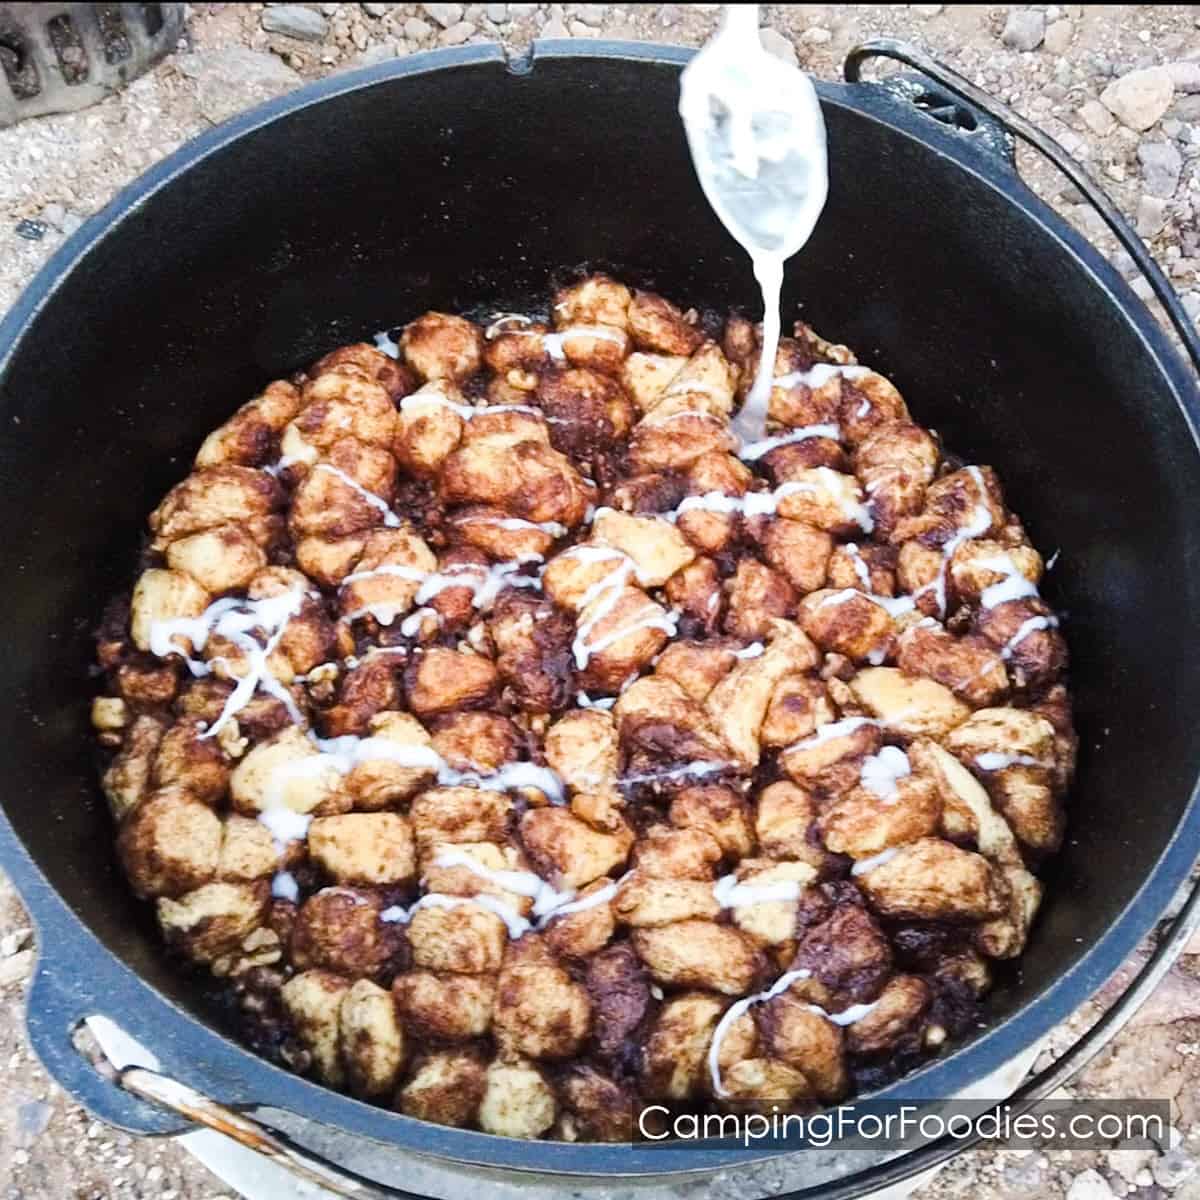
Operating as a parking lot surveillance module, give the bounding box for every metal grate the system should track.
[0,3,183,127]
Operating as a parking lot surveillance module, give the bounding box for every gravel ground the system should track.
[2,5,1200,1199]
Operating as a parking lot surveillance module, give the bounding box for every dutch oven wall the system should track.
[1,49,1197,1057]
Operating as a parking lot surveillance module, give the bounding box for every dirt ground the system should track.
[2,4,1200,1199]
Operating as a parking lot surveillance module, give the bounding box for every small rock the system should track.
[571,3,605,25]
[354,40,401,66]
[1044,18,1073,55]
[0,948,33,986]
[1002,9,1045,52]
[1101,67,1175,132]
[759,28,798,67]
[1057,127,1086,157]
[1073,204,1106,237]
[542,15,569,37]
[440,19,475,44]
[176,48,302,125]
[1066,1168,1117,1200]
[0,928,30,956]
[261,4,329,41]
[800,27,832,46]
[1131,276,1154,303]
[1138,139,1183,197]
[485,3,508,21]
[1079,98,1115,136]
[1153,1150,1197,1190]
[1003,1156,1046,1192]
[911,5,943,16]
[1183,293,1200,322]
[40,203,65,231]
[1166,62,1200,95]
[403,16,433,39]
[1108,1150,1157,1185]
[17,1100,52,1138]
[508,2,536,14]
[362,2,389,14]
[14,220,47,242]
[422,2,463,28]
[1172,95,1200,122]
[1136,194,1168,237]
[61,212,84,237]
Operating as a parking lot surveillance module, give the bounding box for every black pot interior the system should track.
[2,47,1199,1096]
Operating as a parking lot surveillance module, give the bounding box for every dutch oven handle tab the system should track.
[844,37,1200,379]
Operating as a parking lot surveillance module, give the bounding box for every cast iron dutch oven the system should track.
[1,37,1199,1199]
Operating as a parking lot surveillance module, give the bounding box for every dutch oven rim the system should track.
[1,37,1199,1187]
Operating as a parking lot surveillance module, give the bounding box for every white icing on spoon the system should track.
[679,3,828,444]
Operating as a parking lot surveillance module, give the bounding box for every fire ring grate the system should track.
[0,3,183,127]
